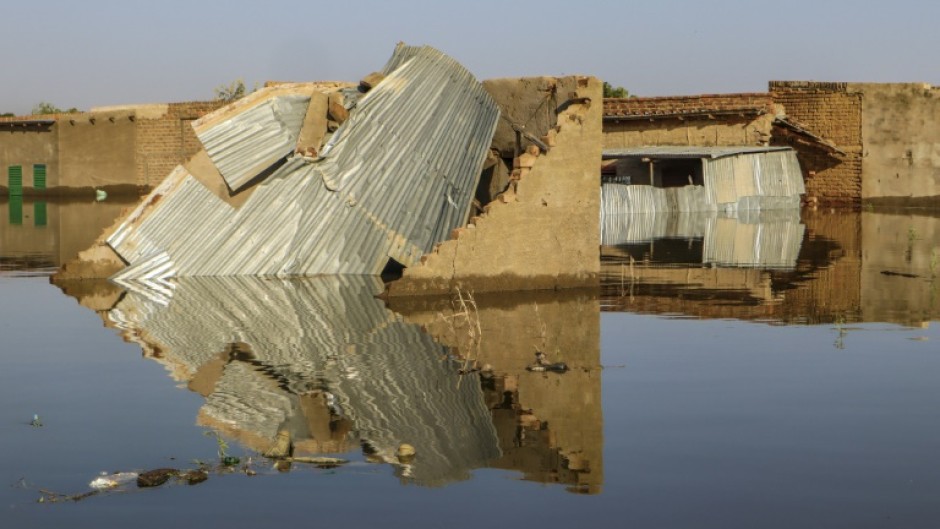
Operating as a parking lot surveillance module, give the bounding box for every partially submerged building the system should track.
[0,101,225,196]
[770,81,940,207]
[601,146,805,213]
[56,44,603,296]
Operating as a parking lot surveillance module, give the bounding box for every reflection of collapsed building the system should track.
[55,275,604,492]
[601,209,940,327]
[391,289,603,493]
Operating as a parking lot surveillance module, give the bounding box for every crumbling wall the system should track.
[770,81,863,205]
[849,83,940,206]
[387,76,602,295]
[603,94,776,149]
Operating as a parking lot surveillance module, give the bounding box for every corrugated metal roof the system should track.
[601,149,804,217]
[603,146,793,160]
[194,90,311,191]
[106,275,501,486]
[106,44,499,279]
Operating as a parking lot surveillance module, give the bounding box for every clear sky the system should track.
[3,0,938,115]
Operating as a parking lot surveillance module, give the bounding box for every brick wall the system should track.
[603,93,776,149]
[135,101,225,187]
[604,93,774,118]
[770,81,863,205]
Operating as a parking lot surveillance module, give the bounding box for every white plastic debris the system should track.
[89,472,138,490]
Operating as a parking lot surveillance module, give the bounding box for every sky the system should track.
[3,0,939,115]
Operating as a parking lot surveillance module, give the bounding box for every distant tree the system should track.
[1,112,14,117]
[603,82,633,98]
[30,102,79,115]
[214,78,249,102]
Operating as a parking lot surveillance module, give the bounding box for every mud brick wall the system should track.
[603,93,776,149]
[770,81,863,205]
[388,77,602,295]
[135,101,224,187]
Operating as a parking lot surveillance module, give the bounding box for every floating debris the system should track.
[180,469,209,485]
[89,472,138,490]
[286,456,349,469]
[136,468,179,488]
[29,414,42,427]
[526,351,569,373]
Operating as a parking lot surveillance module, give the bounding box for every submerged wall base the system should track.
[387,77,602,296]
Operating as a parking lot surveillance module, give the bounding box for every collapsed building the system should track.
[55,44,602,295]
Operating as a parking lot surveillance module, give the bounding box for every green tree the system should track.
[1,112,14,117]
[603,82,633,98]
[214,78,248,102]
[30,102,78,115]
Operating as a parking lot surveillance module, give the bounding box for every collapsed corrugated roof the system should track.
[107,44,500,280]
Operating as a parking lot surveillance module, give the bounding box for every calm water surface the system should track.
[2,201,940,528]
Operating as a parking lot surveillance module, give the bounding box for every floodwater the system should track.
[2,199,940,528]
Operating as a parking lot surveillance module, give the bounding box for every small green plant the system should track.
[908,226,917,245]
[213,78,260,103]
[204,431,240,465]
[833,314,847,350]
[863,202,875,211]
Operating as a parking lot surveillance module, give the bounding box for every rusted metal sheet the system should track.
[106,45,499,279]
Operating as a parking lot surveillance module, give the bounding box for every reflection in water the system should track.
[0,198,138,273]
[56,276,603,492]
[602,209,805,269]
[602,209,940,326]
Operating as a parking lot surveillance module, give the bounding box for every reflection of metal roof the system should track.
[106,45,499,279]
[600,210,805,270]
[603,146,793,160]
[107,275,501,487]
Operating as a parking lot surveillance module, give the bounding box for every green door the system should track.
[8,165,23,196]
[33,164,47,190]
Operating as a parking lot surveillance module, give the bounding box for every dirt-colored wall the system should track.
[1,100,224,195]
[136,101,223,187]
[770,81,863,205]
[603,94,776,149]
[850,83,940,205]
[388,76,602,295]
[0,127,58,191]
[57,112,137,189]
